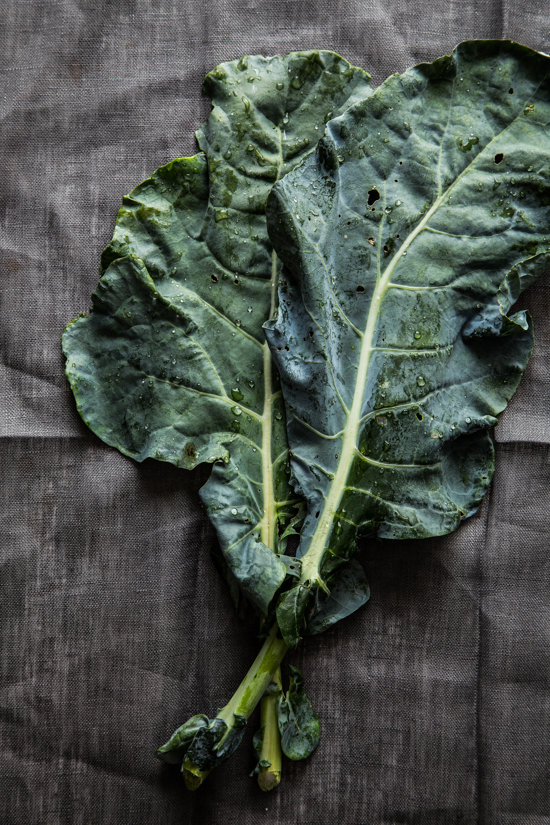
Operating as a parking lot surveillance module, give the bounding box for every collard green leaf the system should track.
[277,666,320,760]
[155,714,210,765]
[63,51,371,614]
[276,583,311,648]
[265,40,550,612]
[184,714,247,771]
[306,558,370,636]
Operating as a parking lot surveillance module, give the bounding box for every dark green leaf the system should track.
[276,583,310,648]
[185,713,247,771]
[263,680,283,697]
[276,554,302,579]
[306,558,370,636]
[277,500,308,555]
[63,51,371,613]
[266,40,550,597]
[277,666,320,760]
[155,714,210,765]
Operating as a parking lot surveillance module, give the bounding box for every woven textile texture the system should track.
[1,2,550,823]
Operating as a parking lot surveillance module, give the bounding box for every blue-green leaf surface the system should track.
[275,584,310,648]
[183,714,247,771]
[155,714,210,765]
[265,41,550,622]
[62,52,371,614]
[277,666,320,760]
[306,558,370,636]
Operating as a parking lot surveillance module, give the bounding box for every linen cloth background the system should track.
[1,2,550,823]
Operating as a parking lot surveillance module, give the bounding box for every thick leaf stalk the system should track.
[156,623,288,788]
[256,667,283,791]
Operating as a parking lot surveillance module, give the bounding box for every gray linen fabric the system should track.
[1,2,549,823]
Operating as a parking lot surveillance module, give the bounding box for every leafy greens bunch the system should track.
[63,41,550,791]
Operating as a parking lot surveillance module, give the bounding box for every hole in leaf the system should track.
[367,188,381,206]
[234,277,240,284]
[356,284,365,293]
[383,245,389,254]
[396,234,400,239]
[494,152,504,164]
[399,160,403,165]
[285,346,289,351]
[210,273,218,282]
[315,511,320,518]
[416,412,423,421]
[368,237,375,245]
[509,87,514,94]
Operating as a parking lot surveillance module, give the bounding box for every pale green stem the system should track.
[183,624,288,789]
[256,247,285,790]
[257,665,283,791]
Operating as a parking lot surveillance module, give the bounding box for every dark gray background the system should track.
[1,2,549,823]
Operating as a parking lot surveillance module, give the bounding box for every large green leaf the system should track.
[265,40,550,644]
[63,51,371,614]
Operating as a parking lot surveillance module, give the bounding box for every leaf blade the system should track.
[266,40,550,594]
[63,51,372,613]
[306,558,370,636]
[277,666,320,760]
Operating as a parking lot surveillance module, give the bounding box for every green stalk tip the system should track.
[258,768,281,792]
[182,762,210,790]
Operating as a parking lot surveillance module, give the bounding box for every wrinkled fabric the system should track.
[1,2,549,823]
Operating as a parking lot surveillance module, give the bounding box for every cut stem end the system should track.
[258,769,281,792]
[182,762,210,790]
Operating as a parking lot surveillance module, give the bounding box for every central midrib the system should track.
[299,183,455,585]
[259,250,279,549]
[259,125,284,550]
